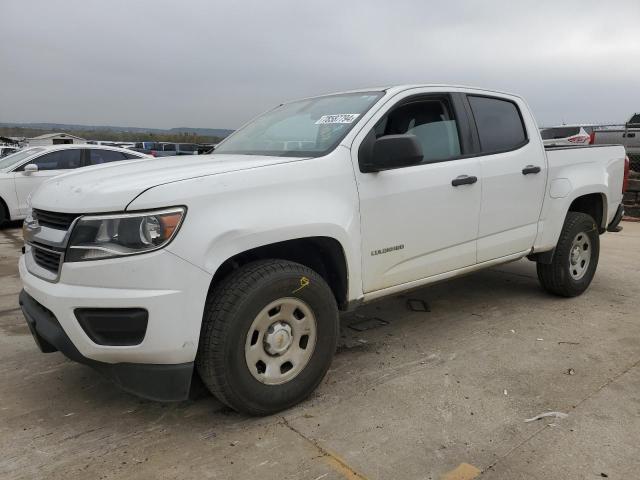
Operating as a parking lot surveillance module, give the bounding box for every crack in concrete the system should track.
[481,356,640,475]
[280,416,369,480]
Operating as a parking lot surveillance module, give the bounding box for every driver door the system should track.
[13,148,84,214]
[352,91,482,293]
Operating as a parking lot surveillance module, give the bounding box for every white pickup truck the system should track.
[19,85,629,415]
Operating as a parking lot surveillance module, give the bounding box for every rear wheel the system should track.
[537,212,600,297]
[196,260,339,415]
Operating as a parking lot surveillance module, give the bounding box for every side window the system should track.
[89,149,127,165]
[374,98,462,162]
[468,96,527,153]
[24,149,83,170]
[163,144,176,151]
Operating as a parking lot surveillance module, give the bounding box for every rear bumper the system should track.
[19,290,193,401]
[607,203,624,232]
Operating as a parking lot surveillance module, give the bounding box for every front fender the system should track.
[127,151,364,302]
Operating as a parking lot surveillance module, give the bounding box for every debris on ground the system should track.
[406,299,430,312]
[558,341,580,345]
[566,368,575,375]
[348,316,389,332]
[524,411,569,423]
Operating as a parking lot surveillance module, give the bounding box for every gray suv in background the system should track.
[593,114,640,170]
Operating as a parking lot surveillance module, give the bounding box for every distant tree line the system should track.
[0,126,226,144]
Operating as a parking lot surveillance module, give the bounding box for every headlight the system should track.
[66,207,186,262]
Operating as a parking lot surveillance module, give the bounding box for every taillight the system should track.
[589,131,595,144]
[567,135,589,143]
[622,155,630,193]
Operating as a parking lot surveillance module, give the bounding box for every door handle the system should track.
[522,165,541,175]
[451,175,478,187]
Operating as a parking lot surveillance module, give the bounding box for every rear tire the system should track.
[196,259,339,415]
[536,212,600,297]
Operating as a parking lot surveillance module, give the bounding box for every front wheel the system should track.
[536,212,600,297]
[196,260,339,415]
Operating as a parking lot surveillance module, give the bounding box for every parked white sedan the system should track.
[0,145,150,224]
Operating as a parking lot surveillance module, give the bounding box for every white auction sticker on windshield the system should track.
[315,113,360,125]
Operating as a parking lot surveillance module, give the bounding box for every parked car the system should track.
[540,125,594,146]
[0,145,150,224]
[593,113,640,170]
[0,145,19,158]
[129,142,163,156]
[19,85,628,415]
[158,143,200,156]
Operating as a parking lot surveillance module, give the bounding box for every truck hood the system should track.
[31,154,302,213]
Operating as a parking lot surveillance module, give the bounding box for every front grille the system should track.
[33,209,80,230]
[32,245,62,273]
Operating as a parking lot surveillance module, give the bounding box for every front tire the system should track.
[536,212,600,297]
[196,260,339,415]
[0,200,7,227]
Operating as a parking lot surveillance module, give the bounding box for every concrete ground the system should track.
[1,222,639,480]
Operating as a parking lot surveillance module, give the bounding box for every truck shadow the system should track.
[18,258,558,423]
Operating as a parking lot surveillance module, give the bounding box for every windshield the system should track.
[0,147,45,170]
[214,91,384,157]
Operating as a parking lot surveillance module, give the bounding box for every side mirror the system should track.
[364,134,423,172]
[23,164,38,175]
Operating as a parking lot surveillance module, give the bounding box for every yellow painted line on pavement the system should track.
[280,416,369,480]
[441,462,481,480]
[323,451,370,480]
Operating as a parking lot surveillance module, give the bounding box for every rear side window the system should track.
[468,96,527,153]
[19,149,83,171]
[89,149,128,165]
[178,144,197,152]
[163,144,176,151]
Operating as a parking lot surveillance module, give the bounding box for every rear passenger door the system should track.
[465,95,547,262]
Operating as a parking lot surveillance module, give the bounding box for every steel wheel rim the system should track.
[245,297,317,385]
[569,231,591,280]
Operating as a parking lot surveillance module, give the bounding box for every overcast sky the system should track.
[1,0,639,129]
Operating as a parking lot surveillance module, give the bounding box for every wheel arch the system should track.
[567,191,607,232]
[0,195,9,223]
[207,236,350,310]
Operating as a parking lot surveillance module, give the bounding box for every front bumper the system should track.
[20,290,193,401]
[18,248,212,400]
[19,249,211,364]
